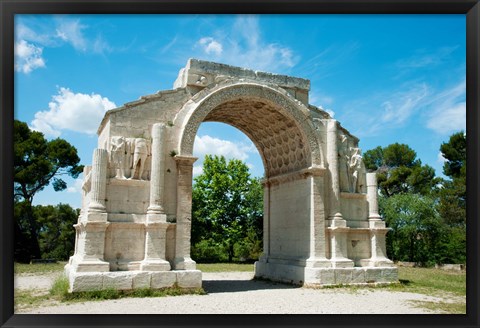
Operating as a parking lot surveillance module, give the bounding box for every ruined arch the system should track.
[65,59,397,292]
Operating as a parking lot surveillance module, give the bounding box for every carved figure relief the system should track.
[125,138,136,178]
[349,147,366,193]
[131,138,151,180]
[338,132,350,192]
[110,136,127,179]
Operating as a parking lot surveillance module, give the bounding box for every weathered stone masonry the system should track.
[65,58,397,292]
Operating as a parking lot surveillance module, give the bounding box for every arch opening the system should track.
[202,98,310,178]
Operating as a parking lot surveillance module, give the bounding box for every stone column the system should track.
[361,173,394,267]
[366,173,381,220]
[173,155,197,270]
[140,123,171,271]
[147,123,166,217]
[326,121,352,267]
[326,120,343,223]
[305,167,330,268]
[70,148,110,272]
[88,149,108,214]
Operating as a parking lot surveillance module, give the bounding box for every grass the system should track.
[196,263,254,272]
[15,261,67,274]
[395,267,466,296]
[408,300,466,314]
[14,289,54,311]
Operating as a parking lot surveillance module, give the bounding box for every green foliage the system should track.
[35,204,79,260]
[440,131,466,179]
[191,239,228,263]
[15,203,78,262]
[380,193,442,265]
[363,143,438,197]
[366,134,466,266]
[14,120,83,261]
[438,131,466,228]
[49,275,70,298]
[14,120,83,202]
[191,155,263,263]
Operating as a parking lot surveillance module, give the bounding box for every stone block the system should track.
[335,269,353,284]
[176,270,202,288]
[103,272,133,290]
[381,268,398,282]
[70,273,104,292]
[151,271,177,289]
[365,268,382,283]
[304,268,335,285]
[132,272,151,289]
[351,268,366,284]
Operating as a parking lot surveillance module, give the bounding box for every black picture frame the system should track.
[1,1,478,327]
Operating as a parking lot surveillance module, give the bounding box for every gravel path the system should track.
[15,272,451,314]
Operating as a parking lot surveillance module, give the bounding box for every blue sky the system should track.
[14,14,466,209]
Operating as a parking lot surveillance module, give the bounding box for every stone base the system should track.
[65,266,202,292]
[254,260,398,286]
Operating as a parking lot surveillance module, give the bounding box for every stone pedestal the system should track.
[140,221,171,271]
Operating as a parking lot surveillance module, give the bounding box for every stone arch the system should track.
[176,82,324,176]
[66,60,397,292]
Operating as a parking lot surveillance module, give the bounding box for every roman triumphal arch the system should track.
[65,59,397,292]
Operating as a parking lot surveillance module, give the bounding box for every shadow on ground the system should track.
[202,278,300,294]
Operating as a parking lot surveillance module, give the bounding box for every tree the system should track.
[191,155,263,262]
[14,120,83,261]
[380,193,442,265]
[438,131,466,227]
[363,143,438,197]
[35,204,79,260]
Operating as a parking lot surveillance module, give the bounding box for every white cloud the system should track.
[55,19,88,52]
[380,83,428,124]
[195,15,297,73]
[67,177,83,193]
[396,47,458,69]
[425,79,466,134]
[437,151,447,164]
[14,40,46,74]
[192,135,257,177]
[198,37,223,56]
[194,135,255,161]
[30,87,117,137]
[16,17,112,56]
[427,101,466,134]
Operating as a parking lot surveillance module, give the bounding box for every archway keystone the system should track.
[66,58,397,292]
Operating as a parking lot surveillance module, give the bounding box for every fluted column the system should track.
[69,148,110,272]
[173,155,197,270]
[362,173,394,267]
[327,120,342,222]
[147,123,166,217]
[88,149,108,213]
[366,173,381,220]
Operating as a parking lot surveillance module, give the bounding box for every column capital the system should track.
[174,155,198,165]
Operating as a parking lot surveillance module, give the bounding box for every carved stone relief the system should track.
[110,136,127,179]
[131,138,151,180]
